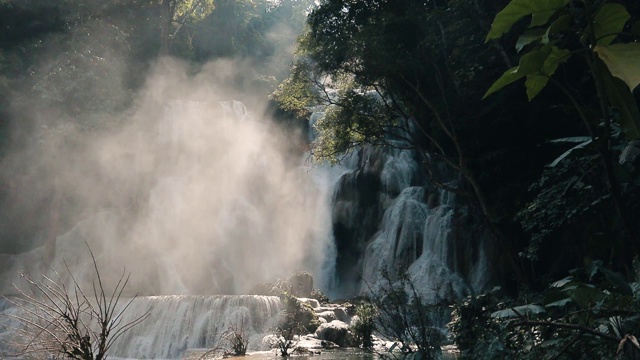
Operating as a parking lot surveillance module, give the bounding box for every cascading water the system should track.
[0,94,336,358]
[0,73,495,358]
[107,295,281,359]
[327,138,493,301]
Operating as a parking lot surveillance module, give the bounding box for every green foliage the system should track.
[284,0,506,162]
[311,88,392,163]
[270,62,316,118]
[350,302,377,348]
[517,144,609,260]
[594,43,640,91]
[174,0,215,22]
[593,3,629,46]
[485,0,640,140]
[450,263,640,359]
[449,288,515,359]
[483,45,570,100]
[485,0,569,41]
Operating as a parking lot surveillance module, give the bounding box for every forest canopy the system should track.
[274,0,640,286]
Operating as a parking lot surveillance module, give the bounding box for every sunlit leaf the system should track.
[594,3,629,45]
[594,43,640,91]
[486,0,569,41]
[598,61,640,139]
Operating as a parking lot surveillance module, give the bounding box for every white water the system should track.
[0,295,282,359]
[108,295,281,359]
[332,141,491,302]
[0,99,493,358]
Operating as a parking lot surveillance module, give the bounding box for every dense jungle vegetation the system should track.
[275,0,640,358]
[2,0,640,358]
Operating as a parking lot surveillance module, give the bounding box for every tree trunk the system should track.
[160,0,172,55]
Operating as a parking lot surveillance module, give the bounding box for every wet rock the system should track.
[288,272,313,297]
[314,320,352,347]
[316,310,337,322]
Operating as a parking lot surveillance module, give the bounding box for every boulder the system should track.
[316,311,337,322]
[333,307,350,323]
[314,320,352,347]
[288,272,314,297]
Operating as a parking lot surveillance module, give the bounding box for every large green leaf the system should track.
[594,3,630,45]
[483,49,548,99]
[543,14,572,44]
[516,28,546,52]
[595,43,640,91]
[525,74,548,100]
[598,60,640,139]
[483,67,523,100]
[525,46,570,100]
[486,0,569,42]
[600,267,633,295]
[543,46,570,74]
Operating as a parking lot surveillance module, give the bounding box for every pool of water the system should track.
[182,347,459,360]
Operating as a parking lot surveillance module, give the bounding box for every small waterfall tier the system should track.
[97,295,281,359]
[328,142,493,302]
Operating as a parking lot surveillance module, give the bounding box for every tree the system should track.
[274,0,542,285]
[4,245,149,360]
[484,0,640,258]
[160,0,215,55]
[276,0,518,224]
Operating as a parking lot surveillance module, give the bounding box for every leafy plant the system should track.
[450,261,640,359]
[351,302,377,348]
[484,0,640,252]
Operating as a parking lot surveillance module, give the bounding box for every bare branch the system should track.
[6,244,149,360]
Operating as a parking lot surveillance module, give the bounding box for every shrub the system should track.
[369,266,445,360]
[351,302,377,348]
[223,319,248,356]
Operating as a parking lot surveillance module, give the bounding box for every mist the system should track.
[0,9,334,295]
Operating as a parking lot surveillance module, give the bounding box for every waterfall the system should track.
[108,295,281,359]
[328,139,493,301]
[0,295,282,359]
